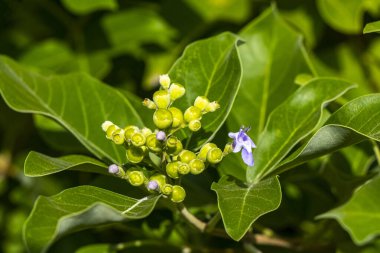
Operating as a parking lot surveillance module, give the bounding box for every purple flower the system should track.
[156,130,166,141]
[147,180,159,191]
[228,127,256,166]
[108,164,119,174]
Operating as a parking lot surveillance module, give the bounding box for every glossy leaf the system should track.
[76,244,113,253]
[319,175,380,245]
[0,55,144,164]
[61,0,118,15]
[24,151,107,177]
[364,21,380,34]
[23,186,160,253]
[247,78,354,182]
[211,176,281,241]
[277,94,380,172]
[169,32,242,148]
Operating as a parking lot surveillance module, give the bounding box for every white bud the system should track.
[159,74,171,89]
[205,101,220,112]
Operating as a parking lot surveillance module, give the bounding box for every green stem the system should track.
[205,211,221,233]
[371,140,380,165]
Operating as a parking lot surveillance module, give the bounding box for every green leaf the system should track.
[317,0,364,34]
[168,32,242,148]
[61,0,118,15]
[211,176,281,241]
[278,94,380,172]
[0,55,144,164]
[23,185,160,253]
[24,151,107,177]
[247,78,354,182]
[76,244,112,253]
[319,175,380,245]
[364,21,380,34]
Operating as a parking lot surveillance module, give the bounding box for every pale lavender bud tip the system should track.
[108,164,119,174]
[156,131,166,141]
[147,180,159,191]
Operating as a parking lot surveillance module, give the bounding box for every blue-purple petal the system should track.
[241,148,254,166]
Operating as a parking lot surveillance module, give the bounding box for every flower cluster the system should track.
[101,74,230,203]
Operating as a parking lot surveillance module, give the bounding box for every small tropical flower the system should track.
[228,127,256,166]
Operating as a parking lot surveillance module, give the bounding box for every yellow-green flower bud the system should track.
[179,150,196,164]
[198,143,217,161]
[141,127,152,137]
[167,140,183,156]
[124,125,139,141]
[166,136,178,148]
[146,133,162,153]
[178,162,190,175]
[112,128,125,145]
[194,96,210,111]
[184,106,202,123]
[159,74,171,89]
[153,109,173,129]
[205,101,220,112]
[143,98,157,109]
[153,90,171,109]
[171,185,186,203]
[188,120,201,132]
[149,174,166,189]
[166,162,180,179]
[189,159,205,175]
[168,83,185,100]
[162,184,173,195]
[207,147,223,164]
[168,107,184,128]
[126,146,146,163]
[131,132,146,147]
[223,143,233,156]
[101,121,114,132]
[106,125,119,139]
[127,170,146,186]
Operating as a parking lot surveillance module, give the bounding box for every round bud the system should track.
[166,136,178,148]
[156,130,166,141]
[102,121,114,132]
[188,120,201,132]
[179,150,196,164]
[146,134,162,153]
[189,159,205,175]
[178,162,190,175]
[153,109,173,129]
[112,129,125,145]
[166,137,183,155]
[124,125,139,141]
[153,90,171,109]
[168,83,185,100]
[166,162,180,179]
[149,174,166,189]
[146,180,159,191]
[106,125,118,139]
[126,146,146,163]
[142,98,157,109]
[205,101,220,112]
[159,74,171,89]
[184,106,202,123]
[131,132,146,147]
[198,143,217,161]
[141,127,153,137]
[127,170,146,186]
[172,141,183,156]
[223,143,233,155]
[194,96,210,111]
[169,107,184,128]
[207,148,223,164]
[162,184,173,195]
[108,164,119,174]
[171,185,186,203]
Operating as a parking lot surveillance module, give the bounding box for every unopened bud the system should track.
[124,125,139,141]
[149,174,166,189]
[143,98,157,109]
[153,109,173,129]
[156,130,166,141]
[184,106,202,123]
[223,143,233,155]
[171,185,186,203]
[169,107,184,128]
[194,96,210,111]
[189,159,205,175]
[126,146,146,163]
[108,164,125,178]
[166,162,180,179]
[207,147,223,164]
[205,101,220,112]
[179,150,196,164]
[166,136,183,155]
[159,74,171,89]
[147,180,159,191]
[178,162,190,175]
[198,143,217,161]
[141,127,152,137]
[102,121,114,132]
[168,83,185,100]
[112,129,125,145]
[127,170,146,186]
[162,184,173,195]
[131,132,146,147]
[146,134,162,153]
[153,90,171,109]
[188,120,201,132]
[106,125,119,139]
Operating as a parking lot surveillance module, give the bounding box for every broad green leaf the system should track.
[61,0,118,15]
[23,185,160,253]
[364,21,380,34]
[317,0,364,34]
[247,78,354,182]
[102,8,177,56]
[24,151,107,177]
[277,94,380,172]
[0,55,144,164]
[168,32,242,148]
[211,176,281,241]
[319,175,380,245]
[76,244,112,253]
